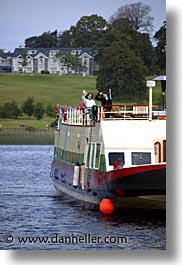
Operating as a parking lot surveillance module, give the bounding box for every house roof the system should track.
[13,47,93,57]
[0,51,13,58]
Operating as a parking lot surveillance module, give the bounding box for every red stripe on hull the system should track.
[51,161,166,191]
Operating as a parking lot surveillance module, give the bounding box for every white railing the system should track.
[56,104,165,126]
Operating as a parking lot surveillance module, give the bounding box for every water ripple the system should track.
[0,145,166,250]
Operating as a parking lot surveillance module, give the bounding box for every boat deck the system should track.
[57,104,166,126]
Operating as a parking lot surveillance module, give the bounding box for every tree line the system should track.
[22,2,166,102]
[0,97,55,120]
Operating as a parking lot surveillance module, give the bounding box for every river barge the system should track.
[50,86,166,212]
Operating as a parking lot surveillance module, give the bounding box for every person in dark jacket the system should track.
[95,91,112,118]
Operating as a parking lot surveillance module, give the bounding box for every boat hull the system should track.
[51,161,166,211]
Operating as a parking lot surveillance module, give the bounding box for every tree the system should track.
[55,51,73,73]
[25,36,38,48]
[96,25,155,75]
[109,2,154,33]
[126,30,156,75]
[65,15,108,47]
[1,102,12,118]
[22,97,34,117]
[0,105,4,118]
[96,41,147,102]
[1,101,22,119]
[153,21,166,73]
[25,30,58,48]
[10,100,22,119]
[46,104,55,118]
[63,54,76,73]
[57,30,72,48]
[34,102,45,120]
[18,49,28,72]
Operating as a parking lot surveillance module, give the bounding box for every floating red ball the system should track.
[99,198,114,215]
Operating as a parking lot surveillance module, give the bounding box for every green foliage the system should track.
[18,49,28,71]
[50,119,58,128]
[22,97,34,117]
[33,102,45,120]
[96,25,155,75]
[63,15,108,48]
[96,41,147,102]
[46,104,55,118]
[0,100,22,119]
[154,21,166,74]
[0,105,3,118]
[25,30,58,48]
[0,105,6,119]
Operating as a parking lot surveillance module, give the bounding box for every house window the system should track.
[51,58,55,65]
[27,56,31,64]
[131,152,151,165]
[39,57,44,64]
[27,50,37,55]
[83,58,88,64]
[50,50,59,57]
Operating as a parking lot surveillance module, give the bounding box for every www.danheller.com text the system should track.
[4,233,128,245]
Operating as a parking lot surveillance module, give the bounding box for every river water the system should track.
[0,145,166,250]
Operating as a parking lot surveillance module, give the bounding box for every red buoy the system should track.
[99,198,114,215]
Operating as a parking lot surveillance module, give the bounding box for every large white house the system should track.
[10,47,96,75]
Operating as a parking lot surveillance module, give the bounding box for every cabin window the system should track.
[131,152,151,165]
[86,143,101,169]
[108,152,125,166]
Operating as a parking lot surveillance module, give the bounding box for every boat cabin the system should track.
[54,104,166,172]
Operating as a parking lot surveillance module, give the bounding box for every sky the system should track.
[1,0,166,52]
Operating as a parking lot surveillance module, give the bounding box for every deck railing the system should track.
[57,104,165,126]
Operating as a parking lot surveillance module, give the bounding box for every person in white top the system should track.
[81,90,96,109]
[81,90,97,122]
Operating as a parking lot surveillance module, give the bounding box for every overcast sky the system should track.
[1,0,166,52]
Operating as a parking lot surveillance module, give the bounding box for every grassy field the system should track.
[0,73,97,106]
[0,73,164,130]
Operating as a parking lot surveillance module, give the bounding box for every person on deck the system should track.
[95,91,112,118]
[81,90,97,122]
[81,90,96,109]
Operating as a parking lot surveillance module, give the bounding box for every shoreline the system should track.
[0,128,54,145]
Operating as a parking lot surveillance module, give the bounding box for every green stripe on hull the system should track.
[54,147,106,171]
